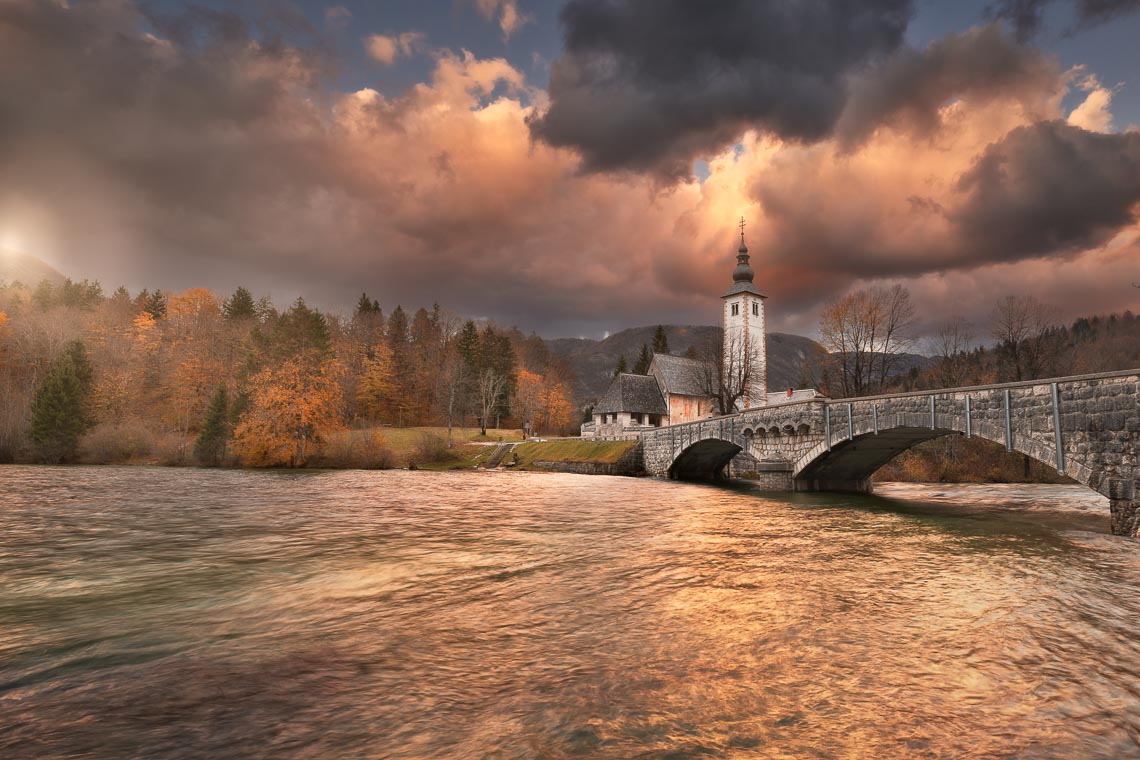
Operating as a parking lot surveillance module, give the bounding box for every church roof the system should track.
[649,353,710,398]
[595,373,668,415]
[722,280,766,298]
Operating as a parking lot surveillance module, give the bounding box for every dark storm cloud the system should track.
[986,0,1140,40]
[836,24,1060,147]
[953,120,1140,260]
[528,0,913,179]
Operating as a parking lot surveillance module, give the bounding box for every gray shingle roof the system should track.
[721,281,766,298]
[649,353,710,398]
[594,373,668,415]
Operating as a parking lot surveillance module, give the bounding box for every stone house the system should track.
[648,353,715,424]
[585,373,669,440]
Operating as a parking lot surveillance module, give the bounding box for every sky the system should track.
[1,0,1139,339]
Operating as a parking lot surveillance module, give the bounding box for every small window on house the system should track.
[731,303,739,316]
[752,302,759,316]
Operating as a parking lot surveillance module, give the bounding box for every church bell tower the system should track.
[721,218,767,408]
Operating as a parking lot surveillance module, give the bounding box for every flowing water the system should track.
[1,466,1139,759]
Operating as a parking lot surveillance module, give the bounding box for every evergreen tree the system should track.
[29,340,93,463]
[652,325,670,355]
[143,289,167,320]
[223,286,257,320]
[193,385,230,465]
[633,342,652,374]
[614,354,628,377]
[355,292,382,316]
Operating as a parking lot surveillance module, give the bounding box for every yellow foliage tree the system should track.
[356,343,395,421]
[514,368,544,432]
[541,379,573,433]
[232,356,344,467]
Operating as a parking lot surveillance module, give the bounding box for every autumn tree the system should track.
[687,330,762,415]
[514,368,545,434]
[232,356,343,467]
[356,342,395,420]
[476,367,509,435]
[931,316,975,388]
[991,295,1062,382]
[819,284,916,397]
[29,340,94,463]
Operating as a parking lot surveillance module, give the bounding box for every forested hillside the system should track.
[0,279,576,467]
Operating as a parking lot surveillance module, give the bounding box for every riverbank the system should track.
[9,421,1079,486]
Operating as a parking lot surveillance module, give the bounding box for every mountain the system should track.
[547,324,829,403]
[0,250,66,287]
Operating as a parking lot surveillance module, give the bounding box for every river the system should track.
[1,466,1138,758]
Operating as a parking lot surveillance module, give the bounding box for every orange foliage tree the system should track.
[514,368,574,434]
[232,356,344,467]
[356,343,396,421]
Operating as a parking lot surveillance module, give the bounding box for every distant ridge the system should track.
[547,324,829,404]
[0,250,66,287]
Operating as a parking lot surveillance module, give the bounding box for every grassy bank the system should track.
[59,424,525,470]
[511,439,639,470]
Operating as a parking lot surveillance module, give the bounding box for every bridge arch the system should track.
[793,414,1086,494]
[668,438,742,480]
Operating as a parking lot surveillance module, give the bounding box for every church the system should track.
[582,221,823,441]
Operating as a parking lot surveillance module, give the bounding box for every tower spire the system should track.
[733,217,753,283]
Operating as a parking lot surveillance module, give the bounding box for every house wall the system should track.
[667,393,711,425]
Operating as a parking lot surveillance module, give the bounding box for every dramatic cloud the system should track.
[473,0,528,40]
[836,24,1061,147]
[529,0,913,178]
[953,120,1140,260]
[986,0,1140,40]
[1,0,1138,339]
[365,31,425,64]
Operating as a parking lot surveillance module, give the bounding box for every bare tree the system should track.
[476,367,508,436]
[687,330,762,415]
[991,295,1060,381]
[438,346,466,448]
[819,284,916,396]
[929,316,974,388]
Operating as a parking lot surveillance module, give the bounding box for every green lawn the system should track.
[511,438,638,468]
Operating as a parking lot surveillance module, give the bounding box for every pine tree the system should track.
[223,286,257,320]
[29,340,93,463]
[614,355,628,377]
[652,325,670,355]
[193,385,230,465]
[143,289,167,320]
[633,342,652,374]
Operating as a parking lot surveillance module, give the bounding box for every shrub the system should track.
[413,433,456,465]
[78,421,157,464]
[313,429,395,469]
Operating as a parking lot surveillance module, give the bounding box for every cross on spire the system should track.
[739,216,746,239]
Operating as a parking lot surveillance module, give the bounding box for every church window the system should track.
[752,302,759,316]
[731,303,739,316]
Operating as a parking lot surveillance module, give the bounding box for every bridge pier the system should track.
[1107,479,1140,538]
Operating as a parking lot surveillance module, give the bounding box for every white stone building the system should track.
[721,221,767,410]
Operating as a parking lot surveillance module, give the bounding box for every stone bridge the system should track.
[638,370,1140,537]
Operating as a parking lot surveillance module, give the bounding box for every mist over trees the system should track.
[0,279,577,467]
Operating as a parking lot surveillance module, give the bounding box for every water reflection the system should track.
[1,466,1138,758]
